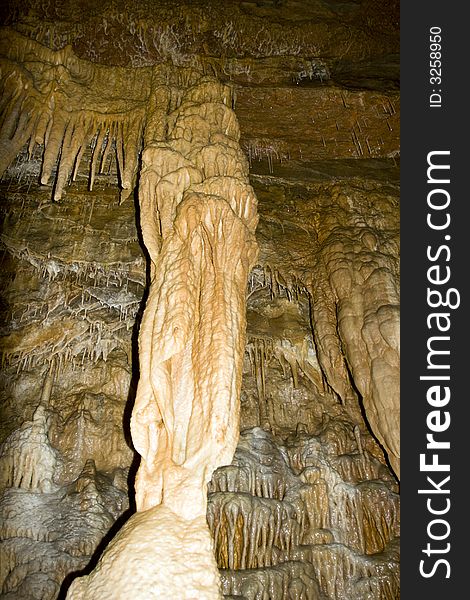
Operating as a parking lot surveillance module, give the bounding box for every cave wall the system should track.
[0,1,400,598]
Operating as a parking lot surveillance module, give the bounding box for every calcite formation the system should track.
[0,405,57,493]
[132,78,258,516]
[0,1,400,599]
[66,505,222,599]
[210,428,399,600]
[0,28,150,202]
[68,74,259,598]
[251,178,400,477]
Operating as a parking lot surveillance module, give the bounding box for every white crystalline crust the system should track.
[66,505,221,599]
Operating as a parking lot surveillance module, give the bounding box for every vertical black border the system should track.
[401,3,467,597]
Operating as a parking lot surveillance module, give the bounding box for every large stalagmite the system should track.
[66,76,258,597]
[0,26,399,486]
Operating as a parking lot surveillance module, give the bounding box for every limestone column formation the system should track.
[132,77,259,516]
[309,224,400,478]
[66,75,258,598]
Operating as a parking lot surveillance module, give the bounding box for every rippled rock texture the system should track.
[1,1,399,598]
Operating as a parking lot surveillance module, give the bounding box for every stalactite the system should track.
[208,463,287,502]
[0,29,153,202]
[220,561,324,600]
[307,222,400,477]
[204,426,399,599]
[295,542,400,600]
[207,492,303,570]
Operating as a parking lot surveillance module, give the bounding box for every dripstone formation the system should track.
[0,1,400,599]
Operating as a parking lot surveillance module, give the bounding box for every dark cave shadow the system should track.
[59,184,150,598]
[121,166,154,510]
[122,178,150,510]
[345,361,400,490]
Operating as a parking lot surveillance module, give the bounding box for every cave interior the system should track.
[0,1,400,599]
